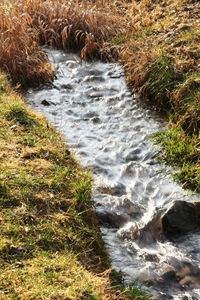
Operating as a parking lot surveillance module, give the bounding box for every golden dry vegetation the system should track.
[117,0,200,190]
[121,0,200,132]
[0,0,123,85]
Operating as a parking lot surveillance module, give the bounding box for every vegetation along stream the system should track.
[25,48,200,300]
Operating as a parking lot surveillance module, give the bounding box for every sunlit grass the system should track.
[0,75,152,298]
[118,0,200,190]
[0,75,105,298]
[153,126,200,191]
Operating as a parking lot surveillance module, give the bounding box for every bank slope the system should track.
[118,0,200,191]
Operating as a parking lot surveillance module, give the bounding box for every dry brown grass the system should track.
[117,0,200,189]
[121,0,200,84]
[0,0,123,86]
[119,0,200,132]
[0,1,54,86]
[23,0,121,56]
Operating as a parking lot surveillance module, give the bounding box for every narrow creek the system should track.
[25,49,200,300]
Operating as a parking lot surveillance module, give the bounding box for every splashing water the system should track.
[25,49,200,299]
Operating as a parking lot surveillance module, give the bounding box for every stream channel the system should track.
[25,48,200,299]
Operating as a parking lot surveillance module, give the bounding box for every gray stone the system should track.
[61,83,73,89]
[162,200,200,237]
[41,99,51,106]
[98,183,126,197]
[97,211,129,228]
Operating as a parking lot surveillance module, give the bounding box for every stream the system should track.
[25,48,200,300]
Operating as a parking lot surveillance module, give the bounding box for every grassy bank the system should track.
[0,75,103,298]
[118,0,200,191]
[0,76,152,299]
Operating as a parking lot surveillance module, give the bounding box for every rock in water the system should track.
[162,200,200,237]
[97,210,129,228]
[41,99,51,106]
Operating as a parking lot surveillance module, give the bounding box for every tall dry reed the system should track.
[0,0,123,86]
[0,1,54,85]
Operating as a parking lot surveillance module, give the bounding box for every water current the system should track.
[25,49,200,299]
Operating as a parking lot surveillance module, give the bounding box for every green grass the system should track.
[0,75,152,299]
[0,76,103,298]
[153,126,200,191]
[172,75,200,134]
[140,54,184,108]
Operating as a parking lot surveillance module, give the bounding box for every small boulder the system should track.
[162,200,200,237]
[61,83,73,89]
[97,211,129,228]
[97,183,126,197]
[41,99,51,106]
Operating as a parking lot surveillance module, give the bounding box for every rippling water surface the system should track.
[25,49,200,299]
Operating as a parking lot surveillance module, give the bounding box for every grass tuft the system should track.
[140,54,184,108]
[153,126,200,191]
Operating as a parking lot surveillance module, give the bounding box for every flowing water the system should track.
[25,49,200,299]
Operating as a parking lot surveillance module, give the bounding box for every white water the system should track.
[25,49,200,299]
